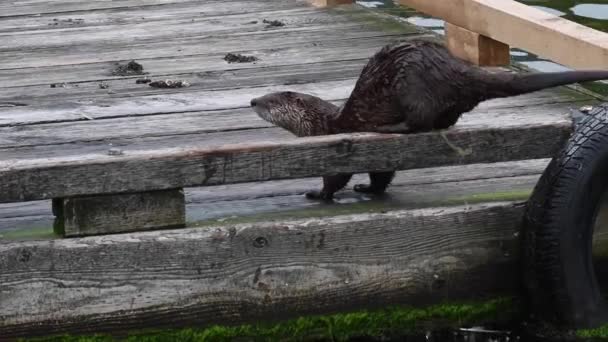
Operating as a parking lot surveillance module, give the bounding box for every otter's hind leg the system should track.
[354,171,395,195]
[306,173,353,201]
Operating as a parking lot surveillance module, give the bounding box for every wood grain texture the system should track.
[0,201,523,338]
[0,35,401,88]
[0,0,309,33]
[0,10,418,70]
[0,8,348,52]
[0,114,572,203]
[54,189,186,237]
[0,0,277,18]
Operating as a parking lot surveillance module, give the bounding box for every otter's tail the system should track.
[486,70,608,98]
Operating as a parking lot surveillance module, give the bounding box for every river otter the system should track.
[251,38,608,201]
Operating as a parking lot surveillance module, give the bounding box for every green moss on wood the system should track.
[0,225,58,240]
[453,189,532,204]
[577,323,608,339]
[21,297,517,342]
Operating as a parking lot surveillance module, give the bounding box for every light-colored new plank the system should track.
[445,22,510,66]
[399,0,608,69]
[0,201,523,338]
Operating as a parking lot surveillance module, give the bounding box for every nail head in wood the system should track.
[445,22,510,67]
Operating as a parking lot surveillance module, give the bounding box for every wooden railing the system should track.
[399,0,608,68]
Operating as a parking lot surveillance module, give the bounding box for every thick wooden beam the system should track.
[445,22,510,66]
[52,189,185,237]
[0,114,572,203]
[0,202,523,339]
[399,0,608,69]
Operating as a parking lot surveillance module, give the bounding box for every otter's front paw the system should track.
[305,190,334,202]
[354,184,386,195]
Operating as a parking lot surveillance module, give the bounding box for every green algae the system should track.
[21,297,517,342]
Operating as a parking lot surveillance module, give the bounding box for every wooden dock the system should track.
[0,0,604,338]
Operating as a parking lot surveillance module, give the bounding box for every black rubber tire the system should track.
[523,105,608,329]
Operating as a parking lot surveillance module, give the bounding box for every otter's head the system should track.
[250,91,338,137]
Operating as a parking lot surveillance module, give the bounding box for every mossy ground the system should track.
[21,298,517,342]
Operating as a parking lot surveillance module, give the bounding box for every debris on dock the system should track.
[263,19,285,27]
[135,77,152,84]
[148,79,190,88]
[223,53,258,63]
[111,60,145,76]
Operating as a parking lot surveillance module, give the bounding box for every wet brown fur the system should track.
[251,39,608,201]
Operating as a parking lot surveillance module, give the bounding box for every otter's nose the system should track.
[250,99,257,107]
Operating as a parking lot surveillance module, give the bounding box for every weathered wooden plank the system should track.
[0,72,590,128]
[0,79,355,127]
[0,159,549,237]
[0,8,347,51]
[0,113,572,203]
[0,201,523,338]
[0,89,590,162]
[445,22,510,66]
[0,24,413,70]
[0,59,369,105]
[53,189,186,237]
[0,101,581,150]
[0,0,253,17]
[0,35,396,88]
[0,0,308,33]
[399,0,608,69]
